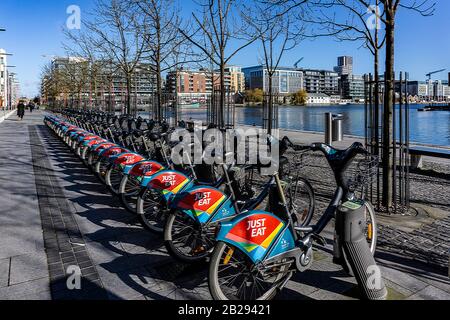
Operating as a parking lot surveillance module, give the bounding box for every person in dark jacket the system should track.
[28,102,35,113]
[17,101,26,120]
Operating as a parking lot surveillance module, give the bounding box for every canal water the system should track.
[178,104,450,147]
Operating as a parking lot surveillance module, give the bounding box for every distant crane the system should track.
[294,57,304,69]
[426,69,446,81]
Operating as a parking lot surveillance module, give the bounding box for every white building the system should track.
[443,85,450,100]
[0,48,8,108]
[307,93,331,105]
[7,73,19,107]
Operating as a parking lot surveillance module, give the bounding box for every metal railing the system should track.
[364,72,411,214]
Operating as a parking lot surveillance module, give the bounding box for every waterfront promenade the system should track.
[0,110,449,300]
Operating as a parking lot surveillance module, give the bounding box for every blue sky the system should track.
[0,0,449,97]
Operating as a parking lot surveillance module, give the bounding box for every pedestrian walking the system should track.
[28,101,35,113]
[17,100,26,120]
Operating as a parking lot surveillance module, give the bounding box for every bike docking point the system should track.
[335,200,388,300]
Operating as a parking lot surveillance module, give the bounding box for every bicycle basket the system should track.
[228,165,257,200]
[284,153,306,181]
[347,155,379,191]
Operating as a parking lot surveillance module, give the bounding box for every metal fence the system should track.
[364,72,410,214]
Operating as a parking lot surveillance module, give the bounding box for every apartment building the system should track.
[242,65,304,95]
[41,57,156,109]
[302,69,339,96]
[0,49,7,108]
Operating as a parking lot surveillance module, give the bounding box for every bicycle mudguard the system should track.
[110,153,145,168]
[83,138,106,148]
[77,134,99,143]
[70,131,86,140]
[91,142,117,153]
[169,187,232,224]
[216,211,296,264]
[98,147,129,158]
[144,170,193,202]
[127,160,165,178]
[64,126,78,134]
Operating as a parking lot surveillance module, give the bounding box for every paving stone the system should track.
[308,288,357,300]
[85,240,126,265]
[96,265,161,300]
[118,232,161,255]
[407,285,450,300]
[384,278,413,299]
[16,290,52,301]
[379,265,429,292]
[0,277,51,300]
[0,258,10,288]
[9,254,49,285]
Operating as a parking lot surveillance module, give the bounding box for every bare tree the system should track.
[243,1,304,134]
[179,0,258,128]
[84,0,147,115]
[57,58,90,108]
[132,0,199,121]
[63,29,105,109]
[40,62,62,108]
[271,0,435,210]
[296,0,386,175]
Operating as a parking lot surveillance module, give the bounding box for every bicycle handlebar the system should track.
[282,136,312,152]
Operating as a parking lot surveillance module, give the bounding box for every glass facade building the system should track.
[242,66,304,94]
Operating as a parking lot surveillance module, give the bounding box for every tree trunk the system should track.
[126,74,132,115]
[156,65,162,122]
[382,10,395,210]
[267,73,273,135]
[156,17,162,122]
[220,59,225,128]
[374,44,380,157]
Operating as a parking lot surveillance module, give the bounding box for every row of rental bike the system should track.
[44,109,382,300]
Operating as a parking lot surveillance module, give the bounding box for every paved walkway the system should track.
[0,110,449,300]
[0,111,51,300]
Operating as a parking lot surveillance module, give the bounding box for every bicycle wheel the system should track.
[286,177,315,227]
[364,201,377,254]
[88,152,99,170]
[80,147,89,165]
[95,158,109,184]
[209,242,291,300]
[136,188,166,234]
[164,210,216,263]
[119,175,142,213]
[106,165,123,195]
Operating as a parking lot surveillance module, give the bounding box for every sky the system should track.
[0,0,449,97]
